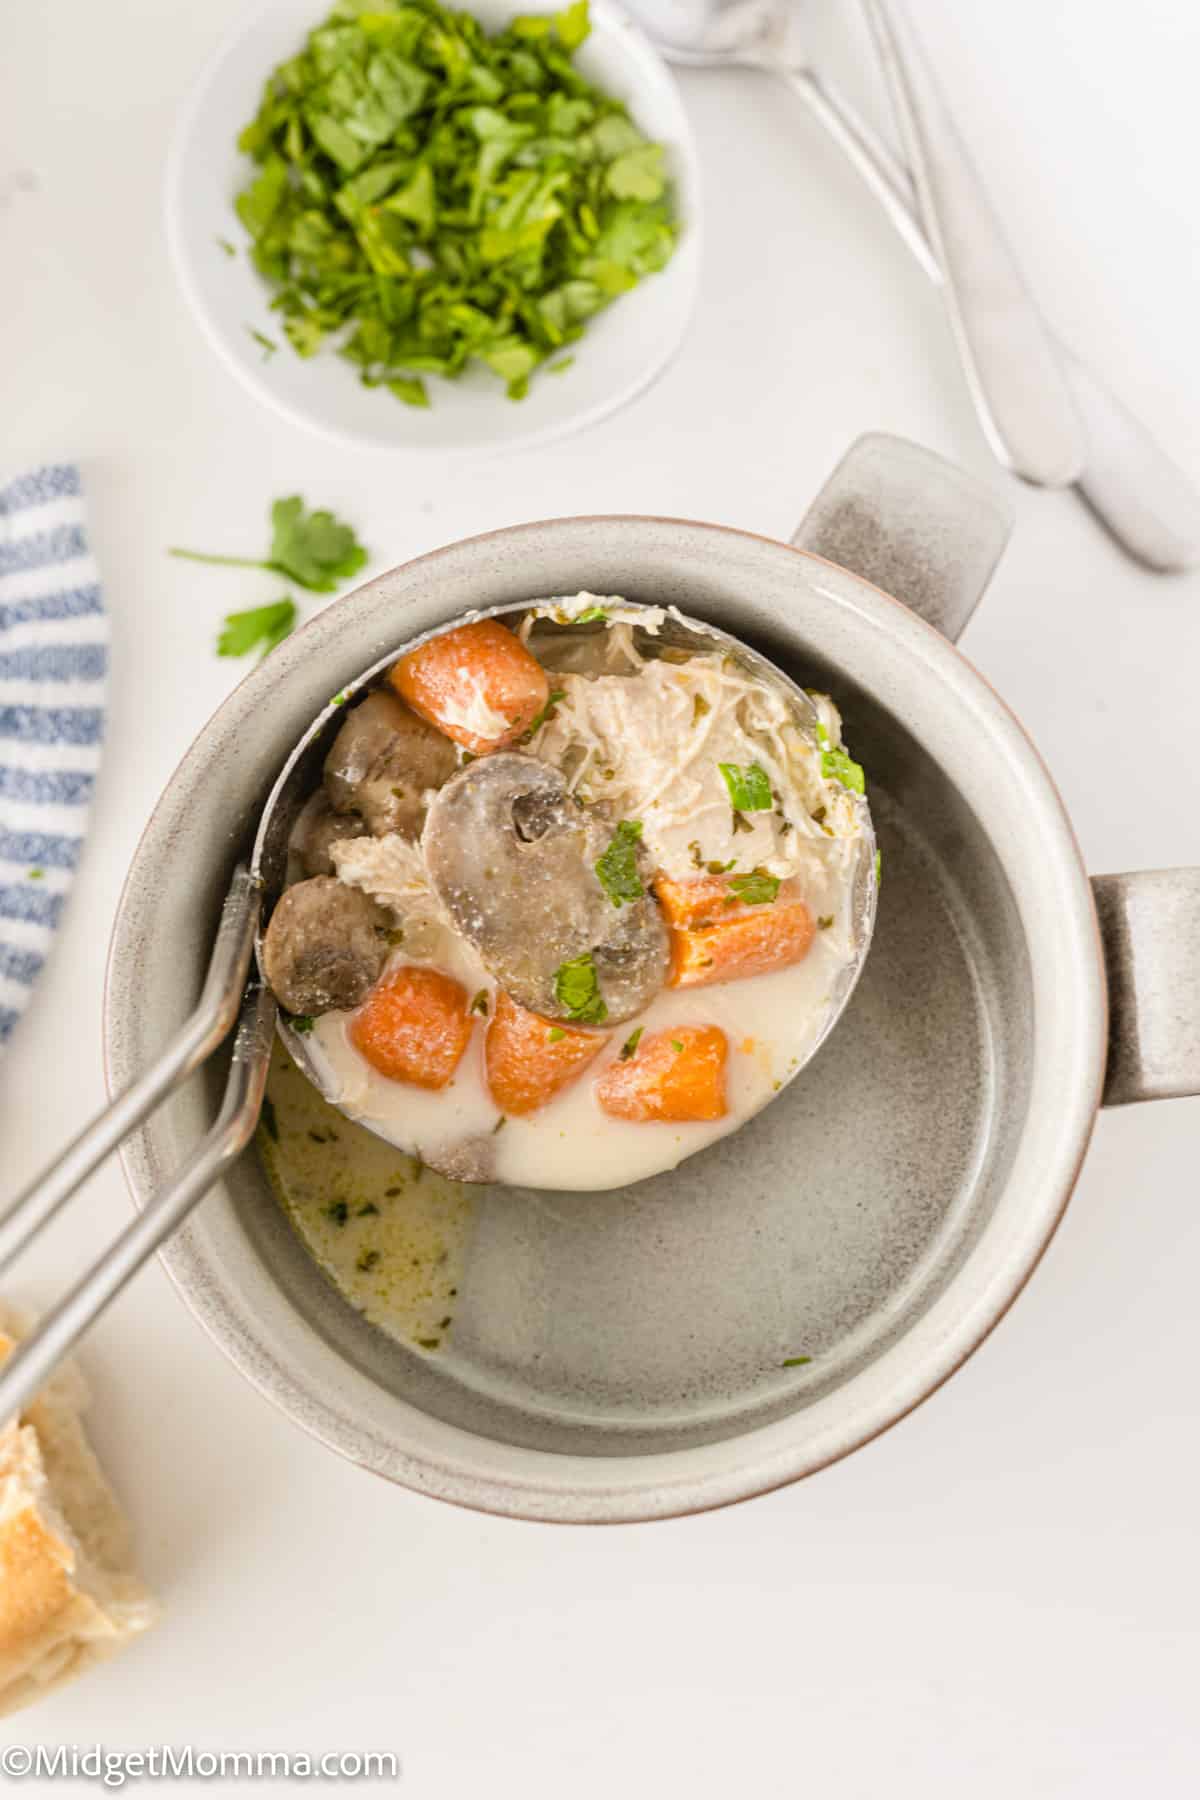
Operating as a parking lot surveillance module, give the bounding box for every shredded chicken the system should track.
[532,649,862,883]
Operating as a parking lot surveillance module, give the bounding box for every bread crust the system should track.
[0,1310,158,1717]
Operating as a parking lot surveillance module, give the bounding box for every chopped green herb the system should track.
[706,858,735,875]
[470,989,490,1016]
[171,495,367,594]
[782,1355,812,1368]
[416,1337,441,1350]
[521,688,566,741]
[719,762,773,812]
[875,848,883,886]
[231,0,676,408]
[330,690,348,707]
[357,1248,381,1272]
[547,1026,566,1043]
[216,597,297,659]
[324,1200,350,1226]
[492,1115,507,1133]
[815,721,829,747]
[357,1202,380,1216]
[821,748,866,796]
[388,375,429,409]
[670,1038,684,1053]
[817,915,834,930]
[249,326,278,359]
[385,927,405,947]
[217,236,236,257]
[574,605,609,623]
[260,1096,279,1141]
[548,357,575,375]
[728,870,780,906]
[26,868,44,881]
[553,952,607,1024]
[619,1026,643,1060]
[689,840,704,870]
[731,810,754,835]
[288,1013,315,1034]
[595,818,644,906]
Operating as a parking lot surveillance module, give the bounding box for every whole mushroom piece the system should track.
[262,876,393,1017]
[422,754,668,1024]
[324,690,458,838]
[293,791,369,879]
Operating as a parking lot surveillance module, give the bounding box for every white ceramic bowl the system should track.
[106,439,1200,1523]
[166,0,702,454]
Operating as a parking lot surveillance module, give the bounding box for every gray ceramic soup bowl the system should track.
[105,435,1200,1523]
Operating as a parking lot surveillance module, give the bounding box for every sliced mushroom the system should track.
[292,791,369,879]
[262,876,392,1017]
[425,1136,497,1184]
[324,690,458,838]
[422,753,668,1024]
[592,899,671,1021]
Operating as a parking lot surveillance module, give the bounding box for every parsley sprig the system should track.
[171,496,367,594]
[171,495,368,660]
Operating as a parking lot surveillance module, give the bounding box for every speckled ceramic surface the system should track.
[106,449,1120,1521]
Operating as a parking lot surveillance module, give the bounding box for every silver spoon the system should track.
[860,0,1085,489]
[630,0,1200,571]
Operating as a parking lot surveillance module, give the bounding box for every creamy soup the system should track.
[260,598,873,1192]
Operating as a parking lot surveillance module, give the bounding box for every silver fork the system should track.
[626,0,1200,571]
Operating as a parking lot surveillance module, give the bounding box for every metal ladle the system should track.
[627,0,1200,571]
[0,604,876,1420]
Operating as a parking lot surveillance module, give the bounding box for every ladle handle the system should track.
[0,985,276,1428]
[792,432,1012,643]
[0,865,261,1277]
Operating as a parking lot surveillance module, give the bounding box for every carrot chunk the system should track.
[654,873,735,930]
[596,1025,728,1123]
[390,619,549,755]
[350,965,473,1089]
[485,990,605,1116]
[653,872,800,929]
[668,900,816,989]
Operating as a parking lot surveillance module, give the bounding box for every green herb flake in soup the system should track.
[257,1043,474,1351]
[553,952,608,1023]
[718,761,773,812]
[594,818,645,906]
[231,0,678,406]
[821,747,866,796]
[727,870,780,906]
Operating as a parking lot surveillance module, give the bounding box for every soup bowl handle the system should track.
[792,431,1014,643]
[795,432,1200,1110]
[1092,871,1200,1106]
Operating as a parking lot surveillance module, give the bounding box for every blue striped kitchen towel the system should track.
[0,465,107,1051]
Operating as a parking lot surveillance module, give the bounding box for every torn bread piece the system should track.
[0,1304,158,1718]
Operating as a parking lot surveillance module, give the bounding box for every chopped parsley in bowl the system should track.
[168,0,700,448]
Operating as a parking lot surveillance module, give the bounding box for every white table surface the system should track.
[3,0,1199,1792]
